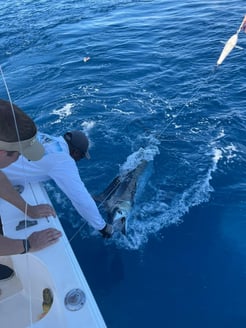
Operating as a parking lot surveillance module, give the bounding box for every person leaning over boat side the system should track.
[3,131,114,238]
[0,98,62,257]
[0,101,56,219]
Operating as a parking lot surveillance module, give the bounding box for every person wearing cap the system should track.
[0,99,56,219]
[0,98,62,261]
[3,130,114,238]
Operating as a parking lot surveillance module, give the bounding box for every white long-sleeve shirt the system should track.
[3,133,106,230]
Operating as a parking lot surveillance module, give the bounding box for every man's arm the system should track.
[0,234,24,255]
[0,171,56,218]
[0,228,62,256]
[50,157,107,230]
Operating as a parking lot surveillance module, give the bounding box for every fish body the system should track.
[96,161,147,234]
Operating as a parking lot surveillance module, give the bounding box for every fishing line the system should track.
[68,221,87,242]
[66,16,246,242]
[69,59,219,242]
[155,68,217,142]
[69,183,117,242]
[156,15,246,142]
[122,17,246,145]
[0,66,23,148]
[0,66,35,327]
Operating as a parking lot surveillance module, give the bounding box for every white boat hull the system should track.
[0,182,107,328]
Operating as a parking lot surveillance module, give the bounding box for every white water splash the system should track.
[213,148,222,162]
[113,146,223,250]
[120,145,159,174]
[81,120,96,132]
[111,108,135,115]
[222,143,237,162]
[51,103,74,124]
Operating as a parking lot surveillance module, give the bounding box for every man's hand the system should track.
[99,223,114,238]
[28,228,62,252]
[27,204,56,219]
[0,172,57,219]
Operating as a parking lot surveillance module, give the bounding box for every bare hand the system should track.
[27,204,56,219]
[28,228,62,252]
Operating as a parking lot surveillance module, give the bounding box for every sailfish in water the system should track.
[95,160,148,235]
[217,15,246,66]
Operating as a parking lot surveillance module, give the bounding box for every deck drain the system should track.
[64,289,86,311]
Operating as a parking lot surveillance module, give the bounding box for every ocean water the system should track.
[1,0,246,327]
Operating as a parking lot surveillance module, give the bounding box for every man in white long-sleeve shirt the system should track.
[3,130,113,238]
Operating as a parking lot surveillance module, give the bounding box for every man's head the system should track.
[0,99,44,168]
[64,131,90,162]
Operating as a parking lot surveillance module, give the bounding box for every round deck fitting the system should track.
[64,288,86,311]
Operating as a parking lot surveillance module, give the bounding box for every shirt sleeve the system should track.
[48,153,106,231]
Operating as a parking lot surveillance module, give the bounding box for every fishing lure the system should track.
[217,15,246,66]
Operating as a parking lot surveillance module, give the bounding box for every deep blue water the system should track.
[1,0,246,327]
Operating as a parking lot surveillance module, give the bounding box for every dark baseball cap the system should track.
[64,131,90,159]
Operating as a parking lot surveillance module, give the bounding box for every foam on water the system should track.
[113,146,223,250]
[51,103,74,124]
[119,145,159,174]
[81,120,96,133]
